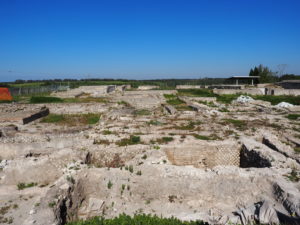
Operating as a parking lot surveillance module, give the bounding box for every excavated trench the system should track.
[164,141,272,169]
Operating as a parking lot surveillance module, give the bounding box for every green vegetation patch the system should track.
[66,213,207,225]
[253,95,300,105]
[133,109,151,116]
[63,97,108,103]
[41,113,100,126]
[287,114,300,120]
[286,169,300,182]
[178,89,216,97]
[155,136,174,144]
[30,96,64,103]
[216,94,239,104]
[163,94,177,99]
[193,134,219,140]
[174,121,201,130]
[222,119,247,130]
[17,182,37,190]
[116,135,141,146]
[166,98,185,105]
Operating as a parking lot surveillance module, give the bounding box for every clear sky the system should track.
[0,0,300,81]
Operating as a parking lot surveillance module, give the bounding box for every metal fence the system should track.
[9,85,69,96]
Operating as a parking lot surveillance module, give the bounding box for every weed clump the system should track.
[116,135,141,146]
[287,114,300,120]
[17,182,37,190]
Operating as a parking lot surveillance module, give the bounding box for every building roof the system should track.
[229,76,260,79]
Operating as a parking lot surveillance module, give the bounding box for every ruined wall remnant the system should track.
[164,141,240,168]
[23,107,50,124]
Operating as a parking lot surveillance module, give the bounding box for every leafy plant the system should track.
[17,182,37,190]
[107,180,113,189]
[116,135,141,146]
[287,114,300,120]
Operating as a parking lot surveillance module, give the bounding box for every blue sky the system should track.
[0,0,299,81]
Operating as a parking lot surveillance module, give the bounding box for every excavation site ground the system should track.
[0,86,299,225]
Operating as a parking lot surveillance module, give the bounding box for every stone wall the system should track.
[213,88,265,95]
[164,141,240,168]
[265,88,300,96]
[176,85,202,89]
[137,86,159,90]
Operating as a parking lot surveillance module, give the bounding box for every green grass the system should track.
[253,95,300,105]
[41,113,100,125]
[174,121,201,130]
[155,136,174,144]
[294,147,300,153]
[133,109,151,116]
[63,97,108,103]
[66,214,207,225]
[41,114,65,123]
[287,114,300,120]
[17,182,37,190]
[166,98,185,105]
[163,94,177,99]
[102,130,113,135]
[147,120,163,126]
[30,96,64,103]
[222,119,247,130]
[193,134,219,140]
[216,94,239,104]
[10,82,45,87]
[178,89,216,97]
[116,135,141,146]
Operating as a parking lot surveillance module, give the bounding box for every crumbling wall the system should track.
[164,142,240,168]
[213,88,265,95]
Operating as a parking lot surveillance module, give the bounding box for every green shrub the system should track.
[30,96,63,103]
[156,137,174,144]
[128,165,134,173]
[66,213,208,225]
[17,182,37,190]
[287,114,300,120]
[116,135,141,146]
[107,180,113,189]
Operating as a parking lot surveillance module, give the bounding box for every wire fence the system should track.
[9,85,69,96]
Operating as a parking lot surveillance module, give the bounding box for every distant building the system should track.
[277,80,300,89]
[228,76,260,86]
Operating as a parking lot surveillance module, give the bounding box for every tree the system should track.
[248,64,278,83]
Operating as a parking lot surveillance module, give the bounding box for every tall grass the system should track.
[67,214,207,225]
